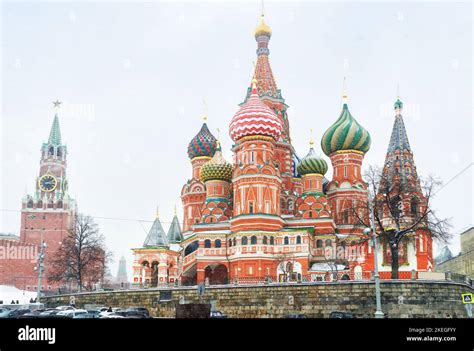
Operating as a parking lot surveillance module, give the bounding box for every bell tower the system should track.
[20,101,77,288]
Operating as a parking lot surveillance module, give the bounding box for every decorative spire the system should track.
[48,101,62,146]
[155,206,159,219]
[167,211,183,244]
[342,77,348,104]
[309,128,315,147]
[202,99,208,122]
[387,107,411,153]
[143,214,168,247]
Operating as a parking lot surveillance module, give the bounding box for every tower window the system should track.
[296,235,301,244]
[344,166,347,177]
[316,239,323,248]
[241,236,248,245]
[251,236,257,245]
[215,239,221,248]
[284,236,289,245]
[270,237,274,245]
[263,236,268,245]
[204,239,211,248]
[249,201,254,214]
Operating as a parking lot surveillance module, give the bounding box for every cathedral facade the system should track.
[132,15,434,287]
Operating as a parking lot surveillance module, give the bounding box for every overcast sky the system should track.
[1,1,472,278]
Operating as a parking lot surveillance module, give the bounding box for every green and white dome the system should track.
[321,101,371,156]
[297,146,328,176]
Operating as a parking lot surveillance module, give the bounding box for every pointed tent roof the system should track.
[48,114,62,145]
[143,217,169,247]
[387,114,411,153]
[167,214,183,244]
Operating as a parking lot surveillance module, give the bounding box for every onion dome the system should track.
[321,91,371,156]
[229,79,283,142]
[254,14,272,38]
[297,137,328,176]
[187,122,218,159]
[200,142,233,183]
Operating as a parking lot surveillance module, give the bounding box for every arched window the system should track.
[241,236,248,245]
[343,210,349,224]
[410,197,419,216]
[316,239,323,248]
[296,235,301,244]
[48,146,54,156]
[215,239,221,248]
[270,237,274,245]
[228,239,232,247]
[204,239,211,248]
[263,236,268,245]
[325,239,332,247]
[57,148,62,158]
[233,238,236,246]
[27,199,34,208]
[284,236,289,245]
[184,241,199,256]
[251,236,257,245]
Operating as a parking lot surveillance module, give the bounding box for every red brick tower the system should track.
[229,79,284,231]
[379,97,433,271]
[321,88,371,236]
[19,102,77,289]
[247,14,300,215]
[199,141,233,223]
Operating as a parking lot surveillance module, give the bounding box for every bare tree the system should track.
[351,166,451,279]
[48,214,112,291]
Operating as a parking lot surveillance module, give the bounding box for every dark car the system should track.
[126,307,150,317]
[283,314,307,318]
[329,311,355,319]
[18,309,46,319]
[0,309,31,319]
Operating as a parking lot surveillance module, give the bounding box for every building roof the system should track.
[387,114,411,153]
[143,217,169,247]
[48,114,62,146]
[435,246,454,264]
[167,214,183,244]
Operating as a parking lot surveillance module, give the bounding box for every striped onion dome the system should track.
[200,143,233,183]
[187,123,217,160]
[297,146,328,176]
[229,79,283,142]
[321,102,371,156]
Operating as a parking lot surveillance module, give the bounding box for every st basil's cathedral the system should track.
[131,14,434,287]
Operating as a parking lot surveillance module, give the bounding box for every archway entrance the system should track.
[204,264,228,285]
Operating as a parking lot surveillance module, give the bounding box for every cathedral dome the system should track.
[187,122,218,160]
[297,146,328,176]
[321,101,371,156]
[254,14,272,38]
[229,79,283,142]
[200,143,233,183]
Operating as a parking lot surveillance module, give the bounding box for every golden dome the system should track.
[254,14,272,38]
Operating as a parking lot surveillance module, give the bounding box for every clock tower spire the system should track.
[19,101,77,291]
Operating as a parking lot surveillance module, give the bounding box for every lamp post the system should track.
[364,202,384,318]
[36,241,47,303]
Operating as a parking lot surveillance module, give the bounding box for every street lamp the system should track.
[36,241,47,303]
[364,203,384,318]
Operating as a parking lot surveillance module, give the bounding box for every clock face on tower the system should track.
[38,174,57,192]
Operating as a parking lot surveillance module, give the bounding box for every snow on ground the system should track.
[0,285,37,304]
